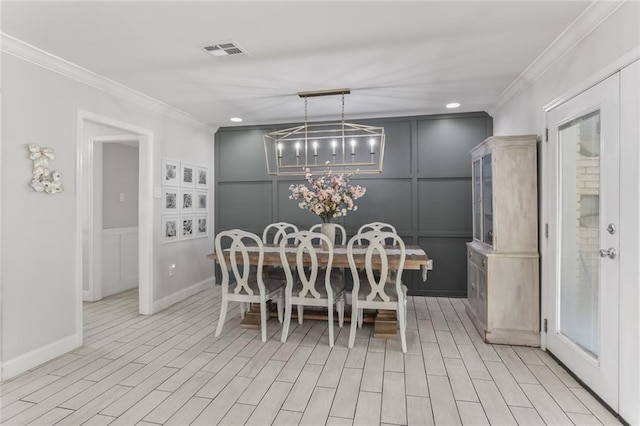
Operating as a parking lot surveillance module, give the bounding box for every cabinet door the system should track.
[477,267,488,326]
[467,257,479,312]
[482,154,494,246]
[473,160,482,240]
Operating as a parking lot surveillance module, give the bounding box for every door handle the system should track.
[599,248,617,259]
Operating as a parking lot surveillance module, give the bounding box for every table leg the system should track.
[373,309,398,338]
[239,304,262,329]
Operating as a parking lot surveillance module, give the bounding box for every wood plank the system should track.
[353,391,382,426]
[273,409,303,426]
[520,383,574,426]
[298,387,336,426]
[484,361,532,407]
[404,354,429,398]
[143,371,214,424]
[494,345,538,384]
[509,406,545,425]
[472,379,517,425]
[444,357,478,402]
[456,401,490,425]
[219,403,255,426]
[192,376,252,425]
[238,360,286,405]
[360,351,384,393]
[381,371,407,425]
[428,374,461,426]
[329,368,362,419]
[457,344,491,381]
[528,364,589,414]
[316,349,349,388]
[407,395,434,426]
[57,385,131,426]
[277,345,314,383]
[245,381,293,426]
[109,390,169,426]
[282,364,323,412]
[164,397,212,426]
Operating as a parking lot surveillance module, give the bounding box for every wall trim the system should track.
[1,334,78,381]
[0,33,215,132]
[152,277,215,314]
[488,0,626,116]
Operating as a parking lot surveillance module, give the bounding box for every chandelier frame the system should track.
[263,89,385,176]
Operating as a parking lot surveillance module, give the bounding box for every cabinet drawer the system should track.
[468,248,488,271]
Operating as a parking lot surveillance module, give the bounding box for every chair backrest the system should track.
[309,223,347,245]
[215,229,265,296]
[356,222,398,246]
[280,231,335,299]
[347,231,406,303]
[263,222,299,244]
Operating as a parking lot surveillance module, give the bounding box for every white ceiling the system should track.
[2,1,591,127]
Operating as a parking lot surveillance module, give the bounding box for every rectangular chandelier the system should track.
[264,89,385,176]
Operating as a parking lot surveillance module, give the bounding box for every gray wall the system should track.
[215,112,492,296]
[103,143,139,229]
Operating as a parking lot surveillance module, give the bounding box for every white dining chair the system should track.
[347,231,407,352]
[262,222,299,282]
[309,223,347,245]
[356,222,398,245]
[262,222,299,245]
[214,229,284,342]
[353,222,407,327]
[280,231,345,347]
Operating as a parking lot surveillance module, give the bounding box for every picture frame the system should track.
[196,190,209,212]
[162,159,180,187]
[196,165,209,189]
[161,215,179,243]
[180,215,195,240]
[162,187,180,214]
[180,189,195,213]
[181,162,196,187]
[196,214,209,238]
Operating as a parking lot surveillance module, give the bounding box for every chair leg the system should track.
[281,299,292,343]
[348,301,358,349]
[260,299,268,342]
[297,305,304,324]
[358,308,363,328]
[215,294,228,337]
[398,304,407,353]
[337,297,344,327]
[327,303,334,347]
[277,291,284,323]
[239,302,246,319]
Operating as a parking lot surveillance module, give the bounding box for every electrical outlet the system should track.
[169,263,176,276]
[119,192,125,202]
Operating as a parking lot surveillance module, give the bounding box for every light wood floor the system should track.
[1,287,621,425]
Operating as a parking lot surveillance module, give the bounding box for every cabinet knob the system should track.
[482,259,486,267]
[468,251,472,258]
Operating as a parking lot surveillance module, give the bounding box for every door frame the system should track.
[75,110,154,346]
[86,134,141,303]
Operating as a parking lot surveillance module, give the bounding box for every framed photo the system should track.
[162,187,180,213]
[181,162,196,187]
[196,214,209,238]
[180,215,195,240]
[196,165,209,189]
[162,215,179,243]
[180,189,195,213]
[162,159,180,187]
[196,190,209,212]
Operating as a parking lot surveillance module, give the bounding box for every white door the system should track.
[546,73,620,408]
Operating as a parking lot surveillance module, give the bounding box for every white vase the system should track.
[320,223,336,251]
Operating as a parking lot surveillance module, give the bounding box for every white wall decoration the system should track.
[162,187,179,214]
[181,189,195,213]
[181,162,196,187]
[196,214,209,238]
[162,158,180,186]
[196,165,208,189]
[196,190,208,212]
[162,215,179,243]
[28,144,64,194]
[180,215,195,240]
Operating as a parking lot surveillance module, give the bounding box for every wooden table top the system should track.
[207,244,433,271]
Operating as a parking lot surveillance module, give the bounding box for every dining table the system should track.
[207,243,433,338]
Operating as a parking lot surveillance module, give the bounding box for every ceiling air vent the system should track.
[201,41,246,57]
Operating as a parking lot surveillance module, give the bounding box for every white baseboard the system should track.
[1,334,79,381]
[83,290,91,301]
[152,277,214,313]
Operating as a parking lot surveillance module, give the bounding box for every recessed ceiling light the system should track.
[230,117,243,123]
[446,102,461,109]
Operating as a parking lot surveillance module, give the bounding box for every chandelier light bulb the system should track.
[277,143,283,158]
[313,141,318,156]
[350,139,356,154]
[295,142,300,157]
[331,140,337,155]
[369,138,375,154]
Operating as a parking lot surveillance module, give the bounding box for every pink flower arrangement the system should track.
[289,164,366,223]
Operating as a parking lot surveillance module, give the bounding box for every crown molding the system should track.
[488,0,626,116]
[1,33,216,132]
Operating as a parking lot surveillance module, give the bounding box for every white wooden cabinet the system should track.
[465,135,540,346]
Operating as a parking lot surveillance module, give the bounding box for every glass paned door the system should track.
[545,73,619,409]
[559,111,601,356]
[481,154,493,245]
[473,160,481,240]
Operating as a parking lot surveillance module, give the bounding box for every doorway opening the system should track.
[76,111,154,345]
